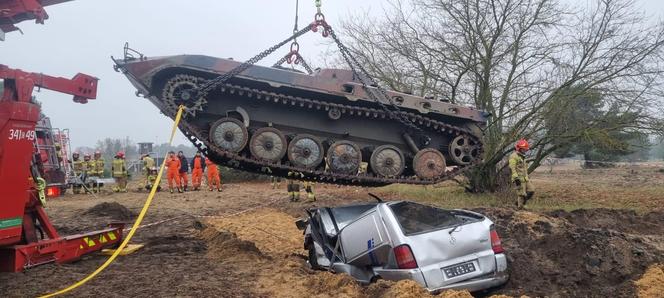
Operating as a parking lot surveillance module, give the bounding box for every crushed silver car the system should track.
[296,200,508,293]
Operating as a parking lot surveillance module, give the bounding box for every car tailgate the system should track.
[408,219,496,289]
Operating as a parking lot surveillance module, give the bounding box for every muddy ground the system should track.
[1,168,663,297]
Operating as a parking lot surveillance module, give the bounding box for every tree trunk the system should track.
[466,161,511,193]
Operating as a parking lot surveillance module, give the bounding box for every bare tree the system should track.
[340,0,664,191]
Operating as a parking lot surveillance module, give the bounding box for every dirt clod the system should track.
[82,202,134,220]
[635,264,664,298]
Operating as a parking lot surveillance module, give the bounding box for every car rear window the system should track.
[389,202,460,235]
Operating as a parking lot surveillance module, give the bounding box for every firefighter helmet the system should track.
[515,139,530,151]
[117,151,125,158]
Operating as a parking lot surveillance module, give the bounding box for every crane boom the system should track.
[0,0,73,39]
[0,64,97,103]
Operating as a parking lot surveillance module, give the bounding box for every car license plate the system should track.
[442,261,476,278]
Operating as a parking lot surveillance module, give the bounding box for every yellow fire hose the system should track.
[40,105,186,298]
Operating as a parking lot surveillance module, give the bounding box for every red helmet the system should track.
[83,153,91,159]
[515,139,530,151]
[94,150,101,156]
[72,152,80,157]
[117,151,125,158]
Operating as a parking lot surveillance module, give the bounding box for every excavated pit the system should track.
[197,207,664,297]
[476,208,664,297]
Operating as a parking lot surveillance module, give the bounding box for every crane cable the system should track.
[293,0,299,34]
[39,105,186,298]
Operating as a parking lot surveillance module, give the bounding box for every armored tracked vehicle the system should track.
[113,47,487,186]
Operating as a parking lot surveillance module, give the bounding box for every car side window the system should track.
[390,202,459,235]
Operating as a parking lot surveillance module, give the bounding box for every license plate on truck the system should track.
[442,261,476,278]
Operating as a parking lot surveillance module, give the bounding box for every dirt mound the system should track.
[208,209,303,255]
[476,208,664,297]
[548,208,664,235]
[198,227,266,261]
[82,202,134,220]
[635,264,664,297]
[308,271,365,297]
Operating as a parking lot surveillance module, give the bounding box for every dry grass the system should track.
[377,167,664,212]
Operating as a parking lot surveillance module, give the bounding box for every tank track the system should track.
[158,77,483,186]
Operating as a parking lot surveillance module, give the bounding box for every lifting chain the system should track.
[195,2,426,141]
[310,17,428,140]
[273,51,315,74]
[274,0,315,74]
[195,25,313,100]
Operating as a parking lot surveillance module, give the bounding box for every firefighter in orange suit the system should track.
[166,151,182,193]
[205,159,221,192]
[190,152,206,191]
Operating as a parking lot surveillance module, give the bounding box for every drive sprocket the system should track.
[161,74,208,117]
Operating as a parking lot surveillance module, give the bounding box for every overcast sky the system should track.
[1,0,662,150]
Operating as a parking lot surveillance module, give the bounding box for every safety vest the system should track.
[508,152,529,182]
[147,174,158,185]
[112,158,127,177]
[143,156,155,171]
[94,158,105,175]
[83,160,92,174]
[72,159,86,172]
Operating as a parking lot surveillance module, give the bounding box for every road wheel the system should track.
[370,145,405,178]
[327,140,362,175]
[288,134,324,169]
[413,148,446,179]
[249,127,287,162]
[209,117,248,153]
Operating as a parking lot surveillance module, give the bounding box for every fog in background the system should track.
[1,0,662,150]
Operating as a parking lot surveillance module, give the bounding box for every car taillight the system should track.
[490,225,504,254]
[394,244,418,269]
[46,186,61,198]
